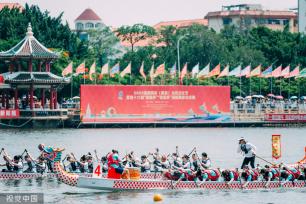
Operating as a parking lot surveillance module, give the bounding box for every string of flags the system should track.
[62,61,306,81]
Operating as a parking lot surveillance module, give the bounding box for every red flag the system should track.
[180,63,188,83]
[76,62,86,75]
[154,63,165,77]
[89,62,96,81]
[272,65,282,78]
[281,65,290,77]
[208,63,220,77]
[285,66,299,78]
[62,62,73,77]
[139,62,146,79]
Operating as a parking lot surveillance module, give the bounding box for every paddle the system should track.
[94,150,99,162]
[0,148,3,156]
[255,155,276,166]
[236,168,243,190]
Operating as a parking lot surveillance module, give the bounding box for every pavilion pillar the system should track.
[54,91,57,109]
[50,88,54,110]
[9,62,14,73]
[1,92,4,108]
[46,62,50,72]
[38,61,42,72]
[30,84,34,110]
[18,62,21,71]
[41,89,45,109]
[26,92,29,108]
[14,89,18,109]
[5,92,9,109]
[29,59,33,72]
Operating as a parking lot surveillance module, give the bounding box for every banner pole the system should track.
[70,76,73,98]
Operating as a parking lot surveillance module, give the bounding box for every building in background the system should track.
[74,8,104,40]
[205,4,297,33]
[299,0,306,33]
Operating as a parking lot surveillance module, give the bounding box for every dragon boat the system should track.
[0,172,162,180]
[35,148,306,191]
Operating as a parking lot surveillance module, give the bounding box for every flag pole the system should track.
[239,75,242,97]
[270,77,273,94]
[288,77,291,98]
[70,75,73,98]
[279,78,282,96]
[259,77,262,95]
[249,77,251,96]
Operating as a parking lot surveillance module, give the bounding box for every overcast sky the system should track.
[5,0,298,27]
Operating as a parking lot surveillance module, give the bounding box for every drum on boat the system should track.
[121,167,140,180]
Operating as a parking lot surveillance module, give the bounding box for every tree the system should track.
[116,24,156,52]
[87,26,122,66]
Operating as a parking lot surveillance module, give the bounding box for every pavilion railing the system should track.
[19,109,68,118]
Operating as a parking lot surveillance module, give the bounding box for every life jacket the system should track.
[270,168,280,179]
[36,163,46,174]
[107,153,119,168]
[240,144,249,154]
[231,170,239,181]
[25,161,34,172]
[192,161,199,171]
[288,168,301,180]
[245,169,258,181]
[6,162,13,172]
[204,169,220,181]
[88,162,93,173]
[70,162,78,171]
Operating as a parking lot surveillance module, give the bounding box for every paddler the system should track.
[23,154,36,173]
[0,149,23,173]
[38,144,54,173]
[259,165,280,187]
[0,148,13,172]
[237,137,256,169]
[0,155,13,172]
[100,156,108,173]
[138,155,151,173]
[200,169,221,182]
[107,150,128,178]
[221,168,240,184]
[200,152,211,169]
[241,165,259,188]
[10,155,23,174]
[35,156,46,174]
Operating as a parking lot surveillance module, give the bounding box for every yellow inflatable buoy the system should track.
[153,194,163,202]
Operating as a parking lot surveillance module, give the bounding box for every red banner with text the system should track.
[0,109,20,119]
[80,85,230,123]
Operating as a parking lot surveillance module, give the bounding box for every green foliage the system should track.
[116,24,156,52]
[0,4,306,98]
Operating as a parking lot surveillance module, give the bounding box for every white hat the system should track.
[238,137,245,141]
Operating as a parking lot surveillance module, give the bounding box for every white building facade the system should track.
[299,0,306,33]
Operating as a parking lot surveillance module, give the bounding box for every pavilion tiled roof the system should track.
[0,23,59,59]
[75,8,101,21]
[2,71,70,84]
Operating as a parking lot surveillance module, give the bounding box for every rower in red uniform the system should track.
[241,165,259,188]
[221,168,240,184]
[201,169,221,181]
[107,150,128,179]
[260,165,280,187]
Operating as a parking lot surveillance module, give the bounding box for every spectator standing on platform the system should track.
[237,137,256,169]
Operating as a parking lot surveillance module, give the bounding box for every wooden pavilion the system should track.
[0,23,69,114]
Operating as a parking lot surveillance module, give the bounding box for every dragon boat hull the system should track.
[76,177,306,191]
[0,172,162,180]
